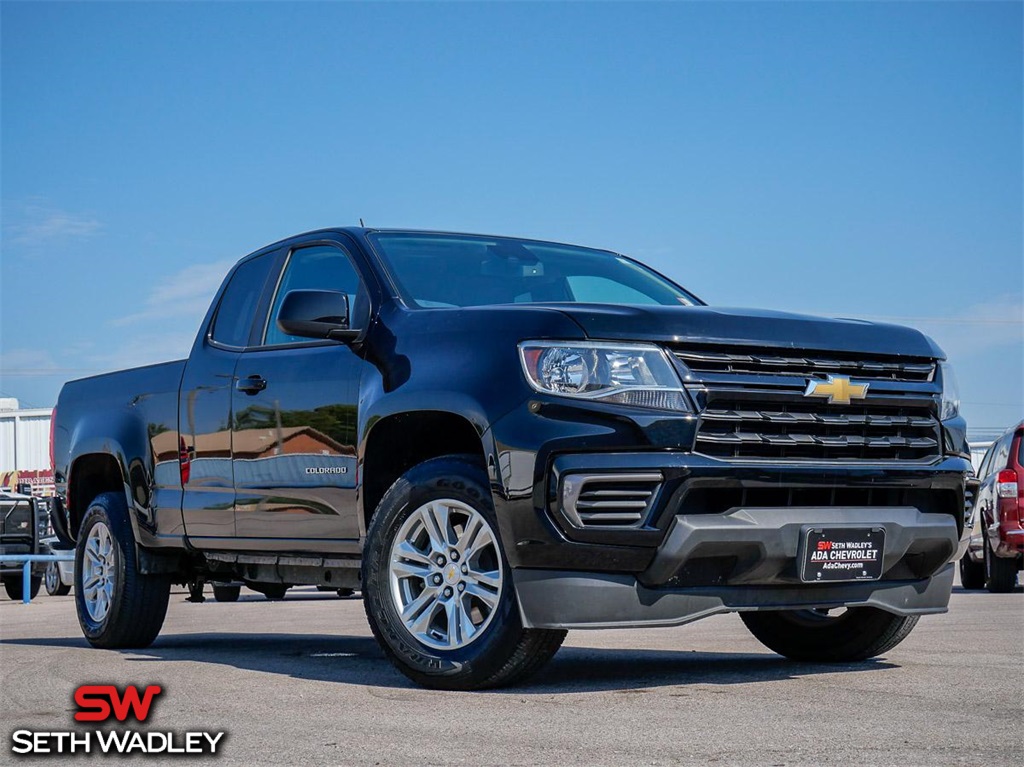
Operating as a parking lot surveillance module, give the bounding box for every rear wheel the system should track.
[984,536,1018,593]
[253,583,288,600]
[3,574,42,601]
[74,492,171,648]
[212,584,241,602]
[959,552,985,590]
[363,455,565,690]
[740,606,919,662]
[45,561,71,596]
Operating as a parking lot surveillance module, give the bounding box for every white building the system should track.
[0,398,54,493]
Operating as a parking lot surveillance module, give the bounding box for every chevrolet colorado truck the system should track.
[50,228,976,689]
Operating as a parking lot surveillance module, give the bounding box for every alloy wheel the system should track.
[81,521,116,622]
[388,499,503,650]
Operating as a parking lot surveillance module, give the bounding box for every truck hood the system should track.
[548,304,943,359]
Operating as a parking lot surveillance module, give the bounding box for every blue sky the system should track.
[1,1,1021,435]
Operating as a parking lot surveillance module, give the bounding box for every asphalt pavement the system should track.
[1,573,1021,766]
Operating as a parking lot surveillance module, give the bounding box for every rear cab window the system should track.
[210,254,277,348]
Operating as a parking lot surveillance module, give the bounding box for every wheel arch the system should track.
[360,408,491,534]
[65,412,154,541]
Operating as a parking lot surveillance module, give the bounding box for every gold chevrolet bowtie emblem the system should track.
[804,375,869,405]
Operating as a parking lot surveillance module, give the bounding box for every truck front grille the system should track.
[674,348,935,383]
[696,400,940,462]
[0,502,32,539]
[672,344,943,464]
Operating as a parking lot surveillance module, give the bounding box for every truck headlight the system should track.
[939,361,960,420]
[519,341,691,411]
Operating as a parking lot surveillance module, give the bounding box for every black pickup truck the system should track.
[50,228,975,689]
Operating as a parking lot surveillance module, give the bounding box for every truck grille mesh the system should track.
[696,400,940,461]
[674,348,935,383]
[673,345,942,463]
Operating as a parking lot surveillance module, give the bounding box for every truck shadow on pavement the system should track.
[0,632,896,694]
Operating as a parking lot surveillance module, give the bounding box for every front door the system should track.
[230,242,370,550]
[179,251,277,544]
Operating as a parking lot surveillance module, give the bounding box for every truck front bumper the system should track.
[494,448,971,628]
[516,563,955,629]
[513,503,960,628]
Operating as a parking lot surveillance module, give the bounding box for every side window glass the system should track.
[264,245,367,346]
[211,254,274,348]
[979,446,993,477]
[994,434,1012,473]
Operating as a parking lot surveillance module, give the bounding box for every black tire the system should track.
[45,561,72,596]
[959,552,985,591]
[363,455,566,691]
[253,583,288,600]
[74,492,171,649]
[740,607,919,662]
[3,574,42,601]
[212,584,241,602]
[984,536,1018,593]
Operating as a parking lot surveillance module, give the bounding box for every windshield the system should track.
[367,232,699,309]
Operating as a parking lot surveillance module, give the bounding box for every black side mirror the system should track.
[277,290,359,342]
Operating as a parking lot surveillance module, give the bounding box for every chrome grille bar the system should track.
[674,349,935,383]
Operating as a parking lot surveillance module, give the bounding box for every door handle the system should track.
[236,375,267,395]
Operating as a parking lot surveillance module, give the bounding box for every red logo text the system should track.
[74,685,163,722]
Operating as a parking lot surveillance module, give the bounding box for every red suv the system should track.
[961,421,1024,592]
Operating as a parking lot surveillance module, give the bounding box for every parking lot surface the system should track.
[1,576,1021,766]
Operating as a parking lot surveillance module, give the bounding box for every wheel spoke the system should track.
[445,600,461,646]
[456,514,483,556]
[464,527,494,561]
[470,568,501,590]
[458,596,477,638]
[82,572,101,589]
[422,503,453,552]
[402,586,438,622]
[406,591,442,636]
[464,581,499,610]
[393,540,433,566]
[391,557,432,580]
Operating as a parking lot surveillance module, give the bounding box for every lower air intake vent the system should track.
[561,473,663,528]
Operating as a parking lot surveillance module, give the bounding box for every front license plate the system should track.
[800,527,885,583]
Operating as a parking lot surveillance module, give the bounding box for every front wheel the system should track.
[741,606,919,662]
[45,561,71,596]
[363,455,565,690]
[74,492,171,648]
